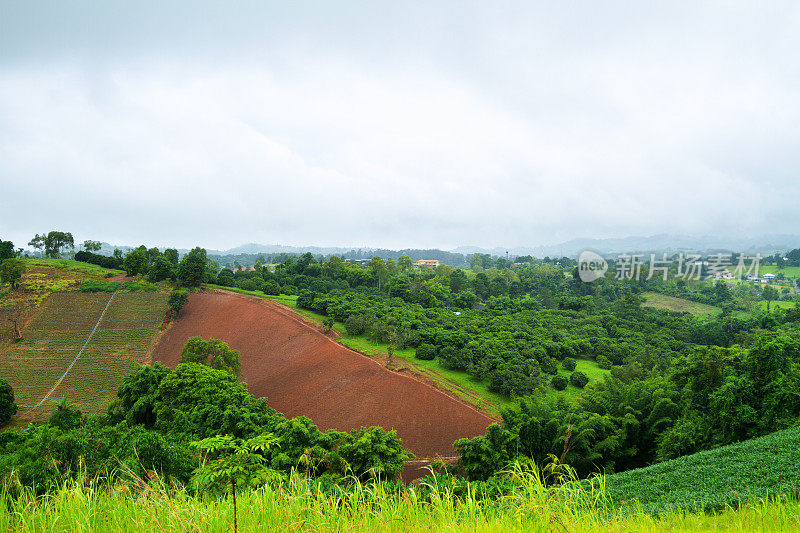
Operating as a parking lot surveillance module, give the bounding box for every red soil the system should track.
[107,274,137,282]
[152,290,493,460]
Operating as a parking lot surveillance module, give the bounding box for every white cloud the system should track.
[1,2,799,250]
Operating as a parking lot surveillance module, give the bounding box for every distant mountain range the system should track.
[87,233,800,261]
[454,234,800,258]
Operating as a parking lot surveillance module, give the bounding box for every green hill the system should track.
[599,425,800,513]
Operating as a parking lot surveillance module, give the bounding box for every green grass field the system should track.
[756,299,798,312]
[641,291,721,316]
[2,469,798,532]
[557,357,611,398]
[758,265,800,277]
[24,258,124,277]
[599,425,800,514]
[0,291,168,417]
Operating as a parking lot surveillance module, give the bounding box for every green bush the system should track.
[596,355,613,370]
[415,344,437,361]
[335,426,414,480]
[262,281,280,295]
[168,290,189,317]
[441,347,473,371]
[0,378,16,425]
[78,280,119,292]
[540,357,558,375]
[562,357,577,371]
[550,375,568,391]
[238,278,258,291]
[344,315,369,336]
[569,371,589,388]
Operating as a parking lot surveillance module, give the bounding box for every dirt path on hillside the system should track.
[151,290,494,461]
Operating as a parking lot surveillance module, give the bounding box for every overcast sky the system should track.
[1,1,799,251]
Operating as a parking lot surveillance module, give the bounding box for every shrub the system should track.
[146,256,174,282]
[48,399,84,430]
[562,357,577,372]
[540,357,558,375]
[262,281,280,295]
[415,344,436,361]
[281,285,297,295]
[441,347,473,371]
[596,355,613,370]
[0,259,25,289]
[345,315,369,336]
[180,336,241,376]
[367,322,395,344]
[570,371,589,388]
[334,426,414,480]
[551,375,568,391]
[78,280,119,292]
[238,278,258,291]
[0,378,16,424]
[168,290,189,317]
[74,250,123,270]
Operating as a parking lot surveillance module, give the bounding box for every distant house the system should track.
[762,273,776,283]
[414,259,440,268]
[473,304,486,310]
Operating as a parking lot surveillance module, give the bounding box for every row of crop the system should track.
[597,425,800,513]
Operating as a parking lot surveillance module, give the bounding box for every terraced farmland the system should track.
[0,291,168,417]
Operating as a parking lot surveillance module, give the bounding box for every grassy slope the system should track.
[759,265,800,277]
[600,425,800,513]
[641,291,721,316]
[557,357,611,398]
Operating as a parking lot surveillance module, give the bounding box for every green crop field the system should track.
[0,291,168,417]
[641,291,721,316]
[598,425,800,514]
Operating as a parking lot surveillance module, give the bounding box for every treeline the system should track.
[341,248,469,267]
[75,245,216,288]
[211,248,472,268]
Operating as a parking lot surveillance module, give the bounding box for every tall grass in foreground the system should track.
[1,467,798,532]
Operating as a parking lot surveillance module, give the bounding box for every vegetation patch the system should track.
[641,291,721,316]
[599,425,800,513]
[0,291,168,417]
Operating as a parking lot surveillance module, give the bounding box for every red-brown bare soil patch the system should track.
[152,290,493,459]
[107,274,137,282]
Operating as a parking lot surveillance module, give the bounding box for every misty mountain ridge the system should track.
[85,233,800,261]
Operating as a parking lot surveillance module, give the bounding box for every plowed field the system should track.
[1,291,169,417]
[152,290,493,460]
